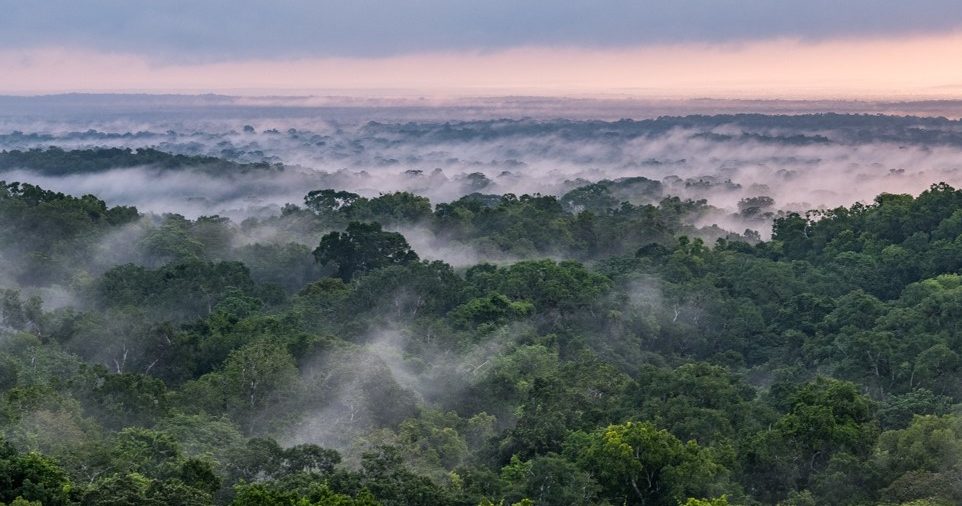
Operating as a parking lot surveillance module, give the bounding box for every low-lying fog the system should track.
[3,95,962,233]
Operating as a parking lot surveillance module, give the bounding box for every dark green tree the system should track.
[313,222,419,282]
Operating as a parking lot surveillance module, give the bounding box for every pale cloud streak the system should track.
[4,32,962,98]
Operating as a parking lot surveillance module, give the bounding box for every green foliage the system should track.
[0,180,138,284]
[498,453,598,505]
[450,294,533,329]
[305,189,362,217]
[0,437,72,506]
[10,178,962,505]
[358,446,451,506]
[314,222,419,282]
[186,338,299,434]
[570,421,728,506]
[873,415,962,504]
[742,378,878,502]
[95,260,259,321]
[633,363,762,444]
[681,497,729,506]
[81,472,214,506]
[347,192,433,224]
[231,481,379,506]
[465,260,611,313]
[305,189,431,225]
[0,147,281,176]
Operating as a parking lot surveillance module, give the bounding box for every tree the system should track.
[109,427,183,478]
[348,192,433,224]
[360,446,451,506]
[230,480,378,506]
[499,454,598,506]
[280,444,341,476]
[632,363,761,445]
[570,421,727,506]
[464,260,611,313]
[772,213,812,259]
[737,196,775,219]
[450,294,533,329]
[81,473,213,506]
[873,414,962,504]
[221,339,299,433]
[314,222,419,282]
[742,378,878,502]
[560,183,618,213]
[0,438,72,506]
[681,497,729,506]
[304,189,361,216]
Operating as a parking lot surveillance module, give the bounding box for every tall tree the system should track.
[314,222,419,282]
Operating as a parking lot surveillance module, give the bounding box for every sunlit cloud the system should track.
[4,32,962,98]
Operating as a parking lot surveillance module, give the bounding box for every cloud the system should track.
[2,1,962,62]
[4,32,962,98]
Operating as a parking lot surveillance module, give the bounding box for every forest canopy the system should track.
[4,152,962,504]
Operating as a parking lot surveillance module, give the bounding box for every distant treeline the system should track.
[0,147,283,176]
[5,113,962,152]
[359,113,962,146]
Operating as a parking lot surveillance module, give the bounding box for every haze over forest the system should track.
[6,2,962,506]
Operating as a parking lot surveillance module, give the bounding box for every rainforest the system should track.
[3,106,962,505]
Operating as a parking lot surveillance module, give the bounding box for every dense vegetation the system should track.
[359,114,962,147]
[0,147,282,176]
[4,174,962,505]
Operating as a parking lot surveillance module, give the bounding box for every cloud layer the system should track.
[4,33,962,98]
[3,1,962,60]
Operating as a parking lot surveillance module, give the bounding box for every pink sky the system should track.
[5,32,962,99]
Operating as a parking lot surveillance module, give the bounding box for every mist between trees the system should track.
[5,114,962,505]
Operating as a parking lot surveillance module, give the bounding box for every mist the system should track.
[7,0,962,499]
[280,325,509,457]
[4,107,962,238]
[4,95,962,446]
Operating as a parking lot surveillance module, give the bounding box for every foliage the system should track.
[314,222,419,282]
[7,179,962,505]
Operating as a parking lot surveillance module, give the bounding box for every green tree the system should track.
[570,421,727,506]
[499,454,598,506]
[314,222,419,282]
[0,438,72,506]
[221,339,299,433]
[742,378,878,502]
[873,414,962,504]
[304,189,361,216]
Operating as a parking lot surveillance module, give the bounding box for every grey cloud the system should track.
[2,1,962,61]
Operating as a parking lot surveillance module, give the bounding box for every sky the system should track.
[3,0,962,98]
